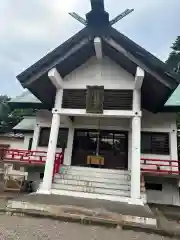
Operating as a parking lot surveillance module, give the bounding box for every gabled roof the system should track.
[13,117,36,133]
[166,85,180,106]
[163,85,180,112]
[16,1,180,113]
[0,132,24,139]
[109,27,179,87]
[17,28,90,86]
[9,91,45,109]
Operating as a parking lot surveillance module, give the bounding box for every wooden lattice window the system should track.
[141,132,169,155]
[62,89,133,110]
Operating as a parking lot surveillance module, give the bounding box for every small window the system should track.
[38,128,50,147]
[145,183,162,191]
[38,128,68,148]
[141,133,151,153]
[141,132,169,155]
[13,164,20,171]
[57,128,68,148]
[0,174,3,181]
[28,138,33,150]
[40,173,44,179]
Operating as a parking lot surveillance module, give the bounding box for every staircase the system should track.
[51,166,146,203]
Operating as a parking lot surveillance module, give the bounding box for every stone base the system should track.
[6,195,157,228]
[36,189,51,195]
[128,198,145,206]
[6,193,156,228]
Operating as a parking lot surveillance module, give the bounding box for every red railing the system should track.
[1,148,64,180]
[141,158,180,175]
[53,151,64,181]
[2,149,180,177]
[3,149,47,164]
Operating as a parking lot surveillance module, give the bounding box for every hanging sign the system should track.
[87,155,104,166]
[86,86,104,114]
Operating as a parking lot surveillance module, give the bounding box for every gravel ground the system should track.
[0,215,176,240]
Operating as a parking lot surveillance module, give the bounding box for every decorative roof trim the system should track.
[17,27,90,85]
[103,37,172,89]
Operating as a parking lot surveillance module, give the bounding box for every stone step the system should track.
[52,166,146,203]
[52,182,130,197]
[61,166,129,175]
[51,188,131,202]
[53,178,130,190]
[55,173,130,184]
[59,169,130,180]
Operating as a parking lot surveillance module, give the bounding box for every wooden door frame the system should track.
[72,129,128,169]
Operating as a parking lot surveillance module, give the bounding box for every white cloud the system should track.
[0,0,180,96]
[0,0,88,96]
[110,0,180,61]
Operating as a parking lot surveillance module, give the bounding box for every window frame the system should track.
[38,127,69,148]
[28,138,33,150]
[145,182,162,191]
[141,132,170,155]
[13,164,21,171]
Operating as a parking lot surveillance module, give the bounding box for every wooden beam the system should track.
[25,38,90,86]
[103,37,172,89]
[56,108,139,118]
[135,67,144,90]
[94,37,103,59]
[48,68,63,89]
[90,0,105,11]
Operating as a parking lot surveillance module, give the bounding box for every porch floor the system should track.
[8,193,154,219]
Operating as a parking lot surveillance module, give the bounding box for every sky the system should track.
[0,0,180,97]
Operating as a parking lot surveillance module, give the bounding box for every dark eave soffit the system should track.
[17,24,180,90]
[9,102,46,110]
[160,106,180,112]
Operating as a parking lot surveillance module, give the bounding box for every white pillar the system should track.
[38,89,63,194]
[170,123,178,161]
[132,89,141,112]
[23,135,32,150]
[170,122,178,172]
[64,126,74,166]
[128,129,132,170]
[130,115,141,202]
[130,83,142,204]
[31,123,40,150]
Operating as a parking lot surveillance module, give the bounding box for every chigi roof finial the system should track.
[69,0,134,27]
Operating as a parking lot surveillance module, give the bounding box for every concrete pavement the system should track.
[2,193,180,238]
[0,215,175,240]
[6,193,157,227]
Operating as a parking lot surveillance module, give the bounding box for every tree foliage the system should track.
[166,36,180,74]
[166,36,180,151]
[0,95,34,133]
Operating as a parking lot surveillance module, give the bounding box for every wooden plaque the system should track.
[86,86,104,113]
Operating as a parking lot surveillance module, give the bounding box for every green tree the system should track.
[0,95,35,133]
[166,36,180,74]
[166,36,180,151]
